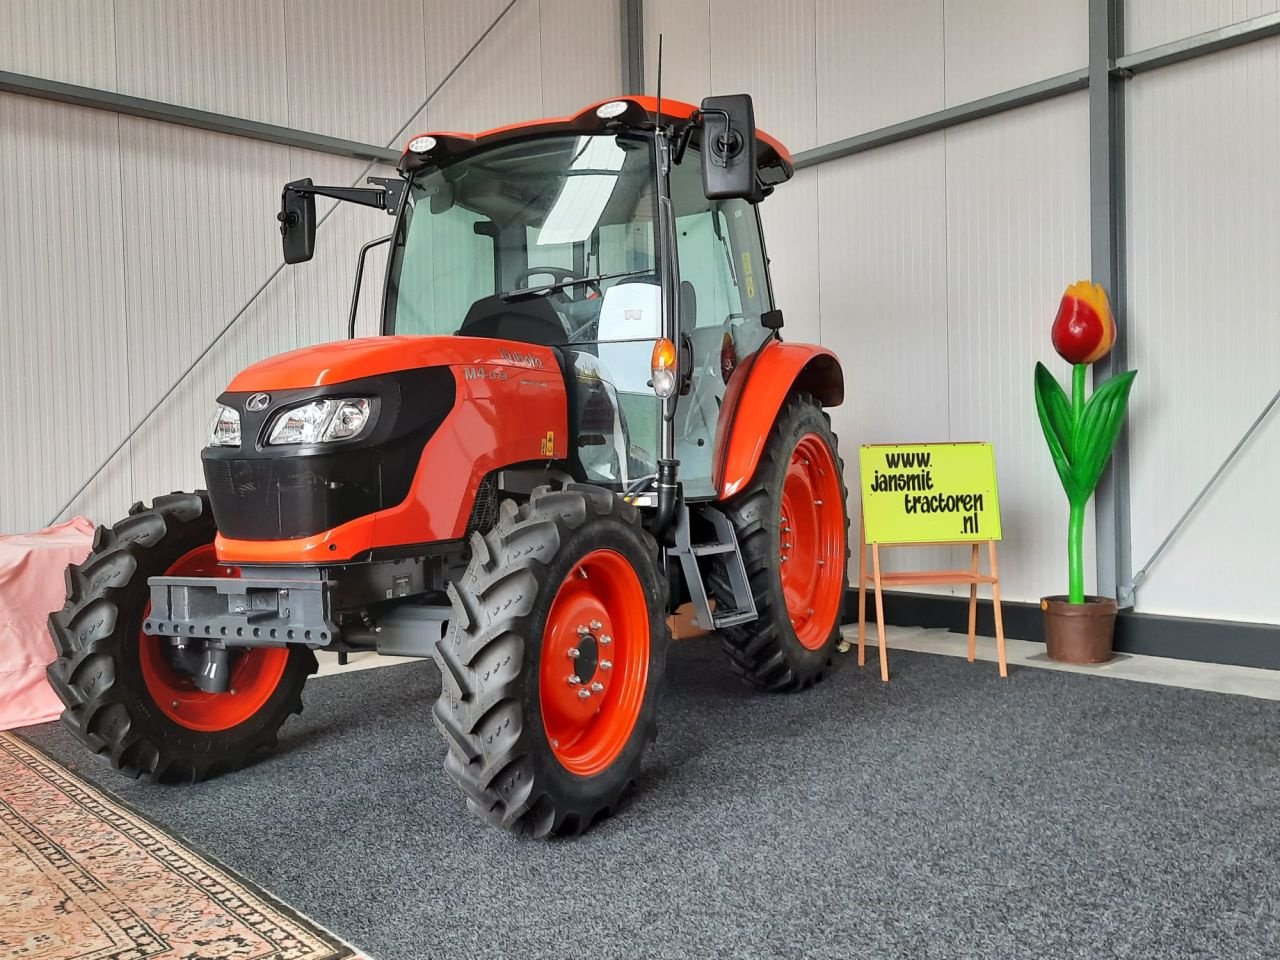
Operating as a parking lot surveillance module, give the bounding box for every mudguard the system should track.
[712,339,844,499]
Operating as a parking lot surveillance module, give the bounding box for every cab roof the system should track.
[399,95,794,190]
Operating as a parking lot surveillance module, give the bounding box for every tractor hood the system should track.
[226,335,559,392]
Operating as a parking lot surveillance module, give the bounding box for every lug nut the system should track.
[590,682,604,693]
[578,688,592,699]
[577,624,590,636]
[600,659,612,671]
[599,634,612,645]
[551,738,559,748]
[815,499,824,506]
[590,619,603,630]
[567,674,581,685]
[171,700,179,709]
[567,647,580,659]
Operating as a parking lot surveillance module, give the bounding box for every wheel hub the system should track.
[778,433,845,651]
[570,631,601,685]
[539,549,649,777]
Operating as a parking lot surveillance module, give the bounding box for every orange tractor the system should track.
[48,94,848,836]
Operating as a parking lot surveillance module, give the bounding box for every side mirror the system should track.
[279,179,316,264]
[699,94,759,201]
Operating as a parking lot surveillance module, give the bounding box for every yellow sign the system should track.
[859,443,1002,544]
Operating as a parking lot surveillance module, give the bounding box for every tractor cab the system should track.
[280,95,795,501]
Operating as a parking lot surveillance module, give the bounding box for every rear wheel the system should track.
[434,484,669,837]
[46,493,316,781]
[713,393,849,691]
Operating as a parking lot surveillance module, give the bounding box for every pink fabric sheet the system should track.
[0,517,95,731]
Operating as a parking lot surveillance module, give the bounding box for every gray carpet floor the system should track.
[20,643,1280,960]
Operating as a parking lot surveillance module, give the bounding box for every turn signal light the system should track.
[651,338,677,399]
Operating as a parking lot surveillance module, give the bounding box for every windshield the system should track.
[384,133,659,344]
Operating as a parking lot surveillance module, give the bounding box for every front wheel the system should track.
[45,493,317,781]
[434,484,669,837]
[712,393,850,691]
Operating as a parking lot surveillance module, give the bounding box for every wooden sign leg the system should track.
[988,540,1008,678]
[857,514,868,668]
[871,543,889,682]
[967,543,980,663]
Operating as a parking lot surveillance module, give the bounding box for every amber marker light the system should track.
[651,338,678,398]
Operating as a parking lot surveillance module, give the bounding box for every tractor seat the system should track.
[456,295,566,348]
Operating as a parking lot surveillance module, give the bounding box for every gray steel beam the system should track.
[1115,11,1280,75]
[1089,0,1132,606]
[620,0,645,94]
[0,69,399,164]
[792,70,1089,170]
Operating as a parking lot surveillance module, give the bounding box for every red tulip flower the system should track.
[1051,281,1116,365]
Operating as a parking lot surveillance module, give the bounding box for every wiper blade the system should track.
[500,269,650,302]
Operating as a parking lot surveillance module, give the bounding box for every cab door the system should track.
[668,145,775,499]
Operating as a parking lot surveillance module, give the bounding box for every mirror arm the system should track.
[672,114,700,165]
[286,177,406,213]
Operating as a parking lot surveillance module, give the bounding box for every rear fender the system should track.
[712,340,844,499]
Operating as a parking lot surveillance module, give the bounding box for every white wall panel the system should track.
[816,0,944,143]
[1125,38,1280,622]
[815,135,956,586]
[426,0,544,133]
[284,0,428,146]
[945,93,1093,603]
[114,0,288,124]
[539,0,621,117]
[0,0,116,88]
[943,0,1087,105]
[706,0,818,153]
[1126,0,1280,51]
[115,118,295,503]
[760,168,821,344]
[643,0,712,106]
[0,94,130,531]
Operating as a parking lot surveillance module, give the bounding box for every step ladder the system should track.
[670,503,758,631]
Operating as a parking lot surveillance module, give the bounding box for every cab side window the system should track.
[669,145,775,497]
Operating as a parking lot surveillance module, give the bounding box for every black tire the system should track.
[711,393,850,691]
[45,492,317,782]
[434,484,669,837]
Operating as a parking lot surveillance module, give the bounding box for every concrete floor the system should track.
[317,622,1280,700]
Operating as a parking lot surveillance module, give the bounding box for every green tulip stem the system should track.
[1068,501,1086,604]
[1072,363,1087,428]
[1068,362,1088,604]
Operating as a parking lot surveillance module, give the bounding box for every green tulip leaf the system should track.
[1073,369,1137,495]
[1034,363,1086,503]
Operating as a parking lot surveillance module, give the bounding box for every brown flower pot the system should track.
[1040,595,1118,664]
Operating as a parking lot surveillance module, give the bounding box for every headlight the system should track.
[266,398,372,445]
[208,405,241,447]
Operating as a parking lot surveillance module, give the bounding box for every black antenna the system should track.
[655,34,663,128]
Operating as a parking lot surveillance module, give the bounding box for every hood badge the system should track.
[245,393,271,411]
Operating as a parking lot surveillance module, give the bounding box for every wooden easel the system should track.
[855,515,1007,681]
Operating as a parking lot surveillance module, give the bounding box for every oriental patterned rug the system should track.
[0,732,364,960]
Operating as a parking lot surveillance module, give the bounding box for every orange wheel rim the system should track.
[540,548,650,777]
[779,433,845,650]
[138,545,289,732]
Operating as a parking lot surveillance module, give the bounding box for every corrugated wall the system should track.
[0,0,620,534]
[1125,26,1280,623]
[647,0,1093,603]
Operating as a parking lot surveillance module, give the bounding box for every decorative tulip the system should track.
[1051,281,1117,364]
[1034,282,1136,604]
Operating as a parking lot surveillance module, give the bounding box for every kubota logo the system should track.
[245,393,271,411]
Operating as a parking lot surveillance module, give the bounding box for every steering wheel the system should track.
[515,265,602,300]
